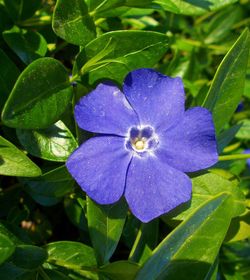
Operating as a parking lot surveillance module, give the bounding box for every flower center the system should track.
[126,126,159,155]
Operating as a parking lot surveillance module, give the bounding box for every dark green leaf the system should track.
[203,29,250,134]
[0,233,15,265]
[74,30,168,84]
[0,136,41,177]
[100,261,140,280]
[0,48,20,111]
[3,0,42,21]
[129,220,159,264]
[0,262,36,280]
[52,0,96,46]
[136,194,234,280]
[1,57,73,129]
[22,166,74,206]
[87,197,128,265]
[3,26,47,64]
[217,124,241,153]
[11,245,47,269]
[16,120,78,162]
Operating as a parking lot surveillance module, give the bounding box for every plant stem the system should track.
[218,154,250,161]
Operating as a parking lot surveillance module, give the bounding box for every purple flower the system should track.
[66,69,218,222]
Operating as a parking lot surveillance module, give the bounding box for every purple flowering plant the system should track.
[67,68,218,222]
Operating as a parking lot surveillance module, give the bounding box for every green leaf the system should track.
[203,29,250,134]
[166,173,246,222]
[52,0,96,46]
[0,262,36,280]
[1,57,73,129]
[0,233,15,265]
[0,136,41,177]
[154,0,238,16]
[3,26,47,65]
[129,220,159,264]
[0,48,20,111]
[99,261,140,280]
[136,194,234,280]
[217,124,241,153]
[11,245,47,269]
[16,120,78,162]
[3,0,42,21]
[21,166,74,206]
[74,30,168,84]
[87,197,128,265]
[45,241,97,279]
[235,119,250,139]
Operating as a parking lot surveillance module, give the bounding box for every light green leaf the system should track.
[16,120,78,162]
[52,0,96,46]
[235,119,250,139]
[0,136,41,177]
[75,30,168,84]
[3,26,47,65]
[0,233,15,265]
[203,29,250,134]
[136,194,234,280]
[2,57,73,129]
[166,173,245,222]
[87,197,128,265]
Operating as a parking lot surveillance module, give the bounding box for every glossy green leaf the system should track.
[87,197,128,265]
[203,29,250,134]
[3,26,47,65]
[154,0,238,15]
[0,136,41,177]
[3,0,42,21]
[45,241,97,279]
[0,49,20,111]
[0,233,15,265]
[136,194,233,280]
[74,30,168,84]
[11,245,47,269]
[100,261,140,280]
[21,166,74,206]
[1,57,73,129]
[16,120,78,162]
[52,0,96,46]
[166,173,245,221]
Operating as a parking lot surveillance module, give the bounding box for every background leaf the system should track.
[3,26,47,64]
[0,233,15,265]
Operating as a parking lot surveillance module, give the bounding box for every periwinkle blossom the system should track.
[66,68,218,222]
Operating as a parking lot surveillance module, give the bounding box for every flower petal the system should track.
[123,68,185,130]
[75,82,139,136]
[158,107,218,172]
[66,136,132,204]
[125,156,192,223]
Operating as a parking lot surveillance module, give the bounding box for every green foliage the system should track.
[0,0,250,279]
